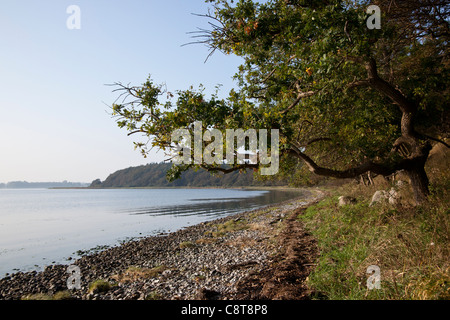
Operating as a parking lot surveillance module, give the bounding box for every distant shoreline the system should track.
[51,185,294,190]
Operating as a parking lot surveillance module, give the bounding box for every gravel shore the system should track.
[0,188,323,300]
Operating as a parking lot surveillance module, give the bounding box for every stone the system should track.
[370,188,399,206]
[370,190,387,207]
[387,188,399,205]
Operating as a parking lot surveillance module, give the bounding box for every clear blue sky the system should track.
[0,0,243,183]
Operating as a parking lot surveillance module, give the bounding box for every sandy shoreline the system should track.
[0,188,324,300]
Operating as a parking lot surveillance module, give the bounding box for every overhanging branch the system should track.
[280,90,315,114]
[288,142,431,179]
[200,163,259,174]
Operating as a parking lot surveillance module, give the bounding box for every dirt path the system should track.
[232,205,320,300]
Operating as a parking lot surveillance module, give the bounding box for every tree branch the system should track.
[416,132,450,148]
[280,90,315,114]
[288,142,431,179]
[364,58,416,115]
[200,163,259,174]
[302,137,332,147]
[347,79,370,89]
[346,57,418,138]
[261,55,297,83]
[344,20,352,43]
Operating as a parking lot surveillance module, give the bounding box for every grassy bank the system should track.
[298,168,449,300]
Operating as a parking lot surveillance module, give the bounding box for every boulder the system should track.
[369,188,399,206]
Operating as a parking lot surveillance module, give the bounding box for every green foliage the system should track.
[90,178,102,188]
[111,0,448,184]
[91,162,287,188]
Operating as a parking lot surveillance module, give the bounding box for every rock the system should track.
[370,190,387,206]
[161,269,172,277]
[370,188,399,206]
[338,196,357,206]
[387,188,399,205]
[210,269,222,277]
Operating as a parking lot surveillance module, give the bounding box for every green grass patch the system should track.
[88,279,112,294]
[299,176,449,300]
[145,291,163,300]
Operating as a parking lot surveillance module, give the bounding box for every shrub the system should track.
[88,279,112,294]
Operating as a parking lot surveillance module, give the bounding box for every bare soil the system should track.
[232,207,319,300]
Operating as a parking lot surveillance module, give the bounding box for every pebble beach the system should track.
[0,188,323,300]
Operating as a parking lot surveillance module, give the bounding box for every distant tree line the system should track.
[0,181,89,189]
[90,162,287,188]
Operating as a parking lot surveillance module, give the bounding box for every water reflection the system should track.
[123,189,305,218]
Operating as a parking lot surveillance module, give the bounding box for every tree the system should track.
[111,0,449,204]
[90,179,103,188]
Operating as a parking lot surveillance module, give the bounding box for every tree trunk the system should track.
[405,165,430,204]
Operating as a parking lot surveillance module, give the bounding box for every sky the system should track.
[0,1,243,183]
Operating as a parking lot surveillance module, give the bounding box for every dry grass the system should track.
[223,235,258,248]
[21,290,74,300]
[205,218,250,238]
[248,221,270,231]
[195,237,217,245]
[112,265,166,283]
[179,241,195,249]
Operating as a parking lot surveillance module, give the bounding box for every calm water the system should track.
[0,188,304,277]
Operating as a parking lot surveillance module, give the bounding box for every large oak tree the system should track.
[111,0,449,203]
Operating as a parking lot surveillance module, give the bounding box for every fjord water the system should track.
[0,188,303,277]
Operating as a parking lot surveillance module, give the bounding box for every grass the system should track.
[145,291,163,300]
[21,293,54,300]
[205,218,250,238]
[88,279,112,294]
[224,235,258,248]
[299,169,449,300]
[112,265,166,283]
[179,241,196,249]
[195,237,217,245]
[22,290,73,300]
